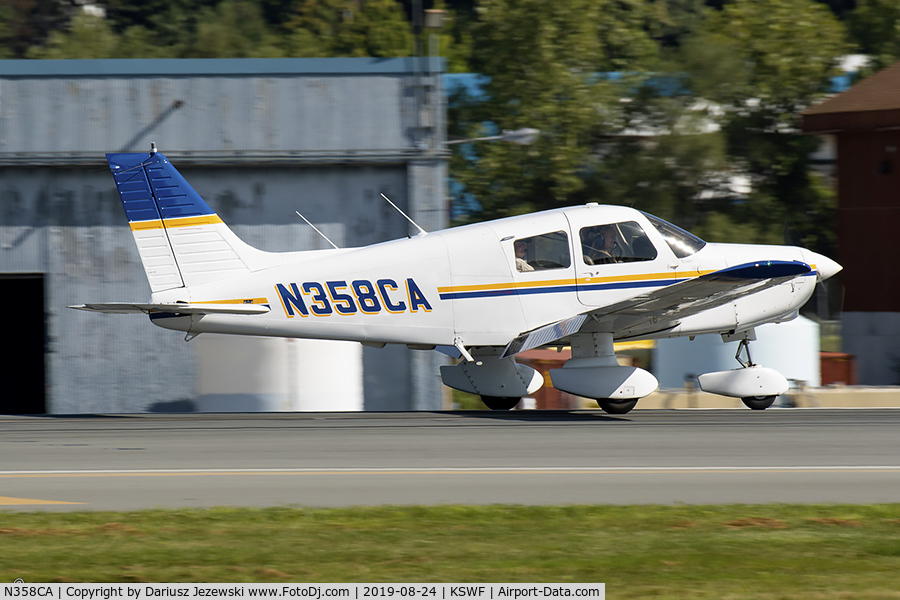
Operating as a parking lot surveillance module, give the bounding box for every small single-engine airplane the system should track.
[71,147,841,413]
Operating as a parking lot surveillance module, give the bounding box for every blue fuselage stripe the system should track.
[438,279,682,301]
[577,279,686,293]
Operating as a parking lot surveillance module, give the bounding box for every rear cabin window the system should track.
[580,221,658,265]
[513,231,571,272]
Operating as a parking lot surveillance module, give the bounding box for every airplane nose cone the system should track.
[805,251,842,282]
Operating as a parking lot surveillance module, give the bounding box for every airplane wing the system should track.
[502,260,811,357]
[68,303,270,315]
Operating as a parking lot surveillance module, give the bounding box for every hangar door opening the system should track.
[0,274,46,414]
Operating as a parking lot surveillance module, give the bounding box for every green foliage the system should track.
[0,4,15,58]
[448,0,847,252]
[1,0,76,58]
[99,0,220,34]
[453,0,663,220]
[19,0,422,60]
[26,1,287,59]
[694,0,847,113]
[649,0,710,48]
[674,0,847,250]
[26,13,138,59]
[98,0,222,52]
[3,504,900,596]
[426,0,473,73]
[284,0,412,58]
[848,0,900,70]
[189,0,286,58]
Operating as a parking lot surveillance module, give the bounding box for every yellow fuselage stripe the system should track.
[197,298,269,305]
[437,270,717,294]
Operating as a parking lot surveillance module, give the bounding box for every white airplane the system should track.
[71,147,841,413]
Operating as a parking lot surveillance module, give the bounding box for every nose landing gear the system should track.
[697,331,788,409]
[733,338,776,410]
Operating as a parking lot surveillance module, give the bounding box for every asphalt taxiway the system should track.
[1,409,898,511]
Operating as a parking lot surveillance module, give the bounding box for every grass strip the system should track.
[1,504,900,598]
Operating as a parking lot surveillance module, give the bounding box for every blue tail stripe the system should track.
[106,151,216,223]
[145,158,215,220]
[107,152,161,223]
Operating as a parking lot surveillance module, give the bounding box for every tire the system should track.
[597,399,638,415]
[481,396,521,411]
[742,395,777,410]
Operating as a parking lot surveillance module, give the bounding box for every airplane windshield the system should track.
[643,213,706,259]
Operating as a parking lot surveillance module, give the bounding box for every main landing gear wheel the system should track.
[742,395,777,410]
[596,399,638,415]
[480,396,521,411]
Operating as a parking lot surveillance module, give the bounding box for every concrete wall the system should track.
[0,57,448,414]
[1,164,436,413]
[843,312,900,385]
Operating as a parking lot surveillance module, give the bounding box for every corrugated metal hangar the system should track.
[0,57,447,414]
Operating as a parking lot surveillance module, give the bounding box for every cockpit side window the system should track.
[643,212,706,259]
[512,231,571,272]
[580,221,657,265]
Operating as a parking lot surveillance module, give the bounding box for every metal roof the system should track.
[803,61,900,133]
[0,57,444,78]
[0,57,447,165]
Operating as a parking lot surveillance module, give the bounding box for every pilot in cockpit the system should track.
[514,239,535,272]
[583,225,619,265]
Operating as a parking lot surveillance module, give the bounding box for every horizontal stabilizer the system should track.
[68,303,270,315]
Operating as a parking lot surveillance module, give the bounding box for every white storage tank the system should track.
[194,334,364,411]
[654,316,821,389]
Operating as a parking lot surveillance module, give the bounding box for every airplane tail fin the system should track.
[107,149,275,293]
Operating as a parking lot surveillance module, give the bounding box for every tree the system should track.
[188,0,286,58]
[285,0,412,57]
[678,0,847,251]
[24,0,427,61]
[451,0,664,220]
[848,0,900,71]
[26,12,177,59]
[98,0,221,48]
[583,95,731,227]
[0,0,76,58]
[26,12,121,59]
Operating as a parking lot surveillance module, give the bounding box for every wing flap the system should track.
[68,303,270,315]
[502,314,588,358]
[501,260,810,357]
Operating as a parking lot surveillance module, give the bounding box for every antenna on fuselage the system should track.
[295,211,339,250]
[380,193,427,236]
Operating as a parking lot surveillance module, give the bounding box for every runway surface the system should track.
[1,409,899,511]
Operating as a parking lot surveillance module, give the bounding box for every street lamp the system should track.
[445,127,540,146]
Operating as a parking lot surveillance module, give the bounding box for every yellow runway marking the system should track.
[0,496,84,506]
